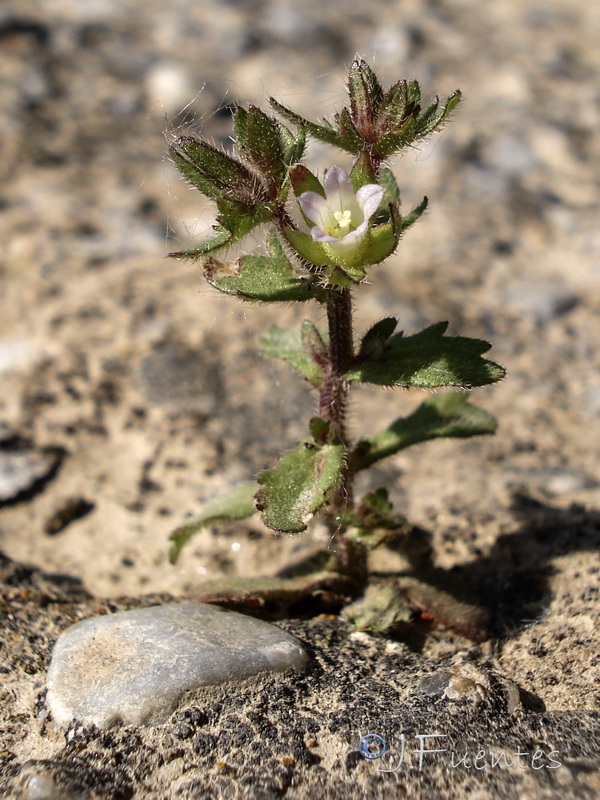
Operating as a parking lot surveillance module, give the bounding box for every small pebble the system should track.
[46,602,308,728]
[0,337,38,375]
[0,447,62,503]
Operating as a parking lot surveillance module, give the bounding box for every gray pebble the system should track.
[0,447,62,503]
[46,602,308,729]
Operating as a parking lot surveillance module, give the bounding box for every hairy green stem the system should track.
[319,287,353,441]
[319,286,367,586]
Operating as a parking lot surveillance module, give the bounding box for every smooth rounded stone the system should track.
[46,602,308,729]
[0,447,62,503]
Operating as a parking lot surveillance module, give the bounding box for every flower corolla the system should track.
[298,166,384,257]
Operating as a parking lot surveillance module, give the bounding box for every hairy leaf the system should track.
[336,107,364,150]
[301,320,328,365]
[233,105,249,151]
[256,441,345,533]
[270,97,345,148]
[203,235,326,303]
[170,227,234,259]
[378,166,401,205]
[259,324,327,386]
[170,204,275,260]
[279,122,306,165]
[345,321,505,389]
[244,106,286,188]
[192,571,353,618]
[401,196,428,231]
[348,57,384,133]
[272,70,461,160]
[358,317,398,359]
[343,582,414,634]
[349,152,378,191]
[354,391,498,470]
[169,482,257,563]
[170,137,262,204]
[270,97,367,155]
[376,80,410,137]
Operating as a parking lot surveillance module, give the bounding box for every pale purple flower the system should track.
[298,166,384,256]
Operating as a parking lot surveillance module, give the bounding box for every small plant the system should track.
[167,59,504,639]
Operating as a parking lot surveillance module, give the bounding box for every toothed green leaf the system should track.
[203,233,326,302]
[348,58,384,131]
[345,322,505,388]
[354,391,498,470]
[244,106,286,187]
[170,137,262,204]
[256,441,345,533]
[259,324,327,386]
[169,482,257,563]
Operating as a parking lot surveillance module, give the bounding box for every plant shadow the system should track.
[429,492,600,639]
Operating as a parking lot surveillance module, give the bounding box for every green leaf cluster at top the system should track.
[270,57,461,161]
[168,60,459,273]
[169,106,305,259]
